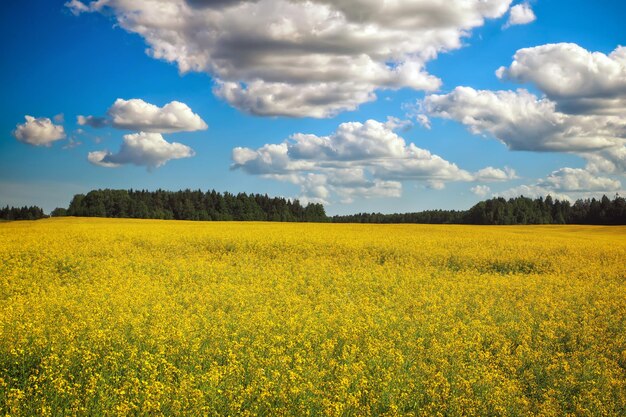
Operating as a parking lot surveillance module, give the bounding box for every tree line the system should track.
[62,189,328,222]
[2,191,625,225]
[0,205,46,221]
[332,195,626,225]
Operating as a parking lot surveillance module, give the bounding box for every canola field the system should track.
[1,218,625,416]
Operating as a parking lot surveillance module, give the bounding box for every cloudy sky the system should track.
[1,1,625,214]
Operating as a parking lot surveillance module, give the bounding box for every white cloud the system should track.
[232,119,512,202]
[496,167,622,201]
[585,146,626,174]
[65,0,92,14]
[336,180,403,204]
[370,145,474,183]
[504,3,535,28]
[12,116,66,147]
[539,167,621,192]
[422,43,626,176]
[87,150,120,168]
[78,99,208,133]
[471,185,491,197]
[88,132,195,169]
[495,184,572,201]
[289,120,409,161]
[214,81,378,119]
[496,43,626,115]
[66,0,515,117]
[422,87,626,156]
[475,166,517,181]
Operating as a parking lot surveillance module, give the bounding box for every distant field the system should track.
[1,218,625,416]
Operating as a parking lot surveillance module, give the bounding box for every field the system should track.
[1,218,625,416]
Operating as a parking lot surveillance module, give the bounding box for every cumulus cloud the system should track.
[495,184,572,201]
[422,87,626,178]
[66,0,515,117]
[539,167,621,192]
[87,150,121,168]
[504,3,535,28]
[232,119,512,202]
[12,116,66,146]
[585,146,626,175]
[496,43,626,115]
[471,185,491,197]
[422,87,626,153]
[496,167,622,201]
[420,43,626,176]
[475,166,517,181]
[78,99,208,133]
[88,132,195,169]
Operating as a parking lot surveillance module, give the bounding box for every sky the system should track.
[1,0,625,215]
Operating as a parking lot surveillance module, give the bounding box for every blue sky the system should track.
[1,0,625,214]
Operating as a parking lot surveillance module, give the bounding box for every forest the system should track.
[333,194,626,225]
[63,189,328,222]
[0,205,46,221]
[2,190,625,225]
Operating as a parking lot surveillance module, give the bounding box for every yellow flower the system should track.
[0,218,624,415]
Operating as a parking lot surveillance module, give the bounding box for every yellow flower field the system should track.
[1,218,625,416]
